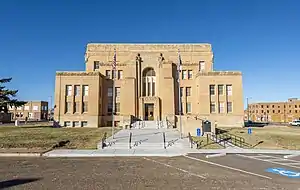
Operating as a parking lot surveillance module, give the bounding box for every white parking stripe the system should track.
[184,155,272,180]
[143,157,206,179]
[236,154,300,169]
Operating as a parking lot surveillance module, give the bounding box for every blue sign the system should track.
[196,128,201,137]
[248,127,252,134]
[266,168,300,178]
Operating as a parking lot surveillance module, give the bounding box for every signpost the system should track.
[196,128,201,137]
[266,168,300,178]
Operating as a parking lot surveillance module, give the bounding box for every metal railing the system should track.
[211,130,252,148]
[101,132,107,149]
[163,132,166,149]
[129,132,132,149]
[188,132,193,149]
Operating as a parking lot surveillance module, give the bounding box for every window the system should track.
[219,102,225,113]
[33,106,38,111]
[199,61,205,71]
[227,102,233,113]
[115,102,120,113]
[66,85,72,96]
[112,70,116,79]
[186,87,191,96]
[261,105,263,108]
[73,121,80,127]
[273,110,275,113]
[83,85,89,96]
[182,70,187,79]
[118,70,123,79]
[24,106,30,110]
[209,85,215,95]
[94,61,100,71]
[267,105,269,108]
[64,121,71,127]
[108,87,113,97]
[180,87,183,97]
[272,105,275,108]
[267,110,269,113]
[107,103,113,114]
[82,102,88,113]
[81,121,88,127]
[226,85,232,96]
[115,87,120,97]
[278,110,280,113]
[188,70,193,79]
[65,102,71,113]
[74,85,80,96]
[105,70,111,78]
[210,102,216,113]
[296,105,298,108]
[74,102,79,113]
[218,85,224,95]
[186,102,191,113]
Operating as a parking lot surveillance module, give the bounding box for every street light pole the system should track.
[178,49,182,139]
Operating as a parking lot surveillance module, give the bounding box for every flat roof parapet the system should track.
[196,71,242,77]
[86,43,212,52]
[56,71,102,76]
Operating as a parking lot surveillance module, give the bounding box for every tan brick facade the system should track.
[248,98,300,122]
[8,101,48,121]
[54,43,244,128]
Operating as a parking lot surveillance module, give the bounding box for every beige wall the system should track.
[248,98,300,122]
[54,43,244,129]
[8,101,48,121]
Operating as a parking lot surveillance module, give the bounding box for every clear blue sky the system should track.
[1,0,299,107]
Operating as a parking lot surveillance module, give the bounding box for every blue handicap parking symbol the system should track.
[266,168,300,178]
[196,128,201,137]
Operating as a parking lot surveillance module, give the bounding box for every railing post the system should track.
[163,132,166,149]
[129,132,132,149]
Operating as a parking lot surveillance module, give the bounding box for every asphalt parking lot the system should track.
[0,154,299,190]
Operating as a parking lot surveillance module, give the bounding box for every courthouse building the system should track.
[54,43,244,128]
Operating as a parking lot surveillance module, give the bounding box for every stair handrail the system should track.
[101,132,107,149]
[163,132,166,149]
[129,132,132,149]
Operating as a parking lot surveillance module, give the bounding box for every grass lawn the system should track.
[0,126,115,150]
[222,126,300,150]
[192,136,224,149]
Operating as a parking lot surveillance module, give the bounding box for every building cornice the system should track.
[56,71,103,76]
[86,43,212,53]
[196,71,242,77]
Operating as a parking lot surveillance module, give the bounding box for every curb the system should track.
[0,153,41,157]
[205,153,226,158]
[283,154,300,159]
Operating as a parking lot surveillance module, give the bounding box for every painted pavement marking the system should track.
[236,154,300,169]
[143,157,206,179]
[184,155,272,180]
[266,168,300,178]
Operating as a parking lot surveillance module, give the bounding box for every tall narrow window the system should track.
[105,70,111,78]
[74,102,79,113]
[107,87,113,114]
[210,102,216,113]
[94,61,100,71]
[66,85,72,96]
[118,70,123,79]
[108,87,113,97]
[182,70,187,79]
[219,102,225,113]
[186,102,191,113]
[82,102,88,113]
[74,85,80,96]
[115,87,120,97]
[83,85,89,96]
[180,87,183,97]
[226,85,232,96]
[209,85,215,95]
[142,67,156,97]
[186,87,191,96]
[227,102,233,113]
[188,70,193,79]
[199,61,205,71]
[115,102,120,113]
[218,85,224,95]
[65,102,71,113]
[152,82,155,96]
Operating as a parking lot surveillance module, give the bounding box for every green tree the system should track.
[0,78,26,113]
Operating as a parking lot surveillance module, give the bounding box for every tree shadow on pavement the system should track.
[0,178,42,189]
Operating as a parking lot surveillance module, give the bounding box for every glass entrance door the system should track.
[144,103,154,120]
